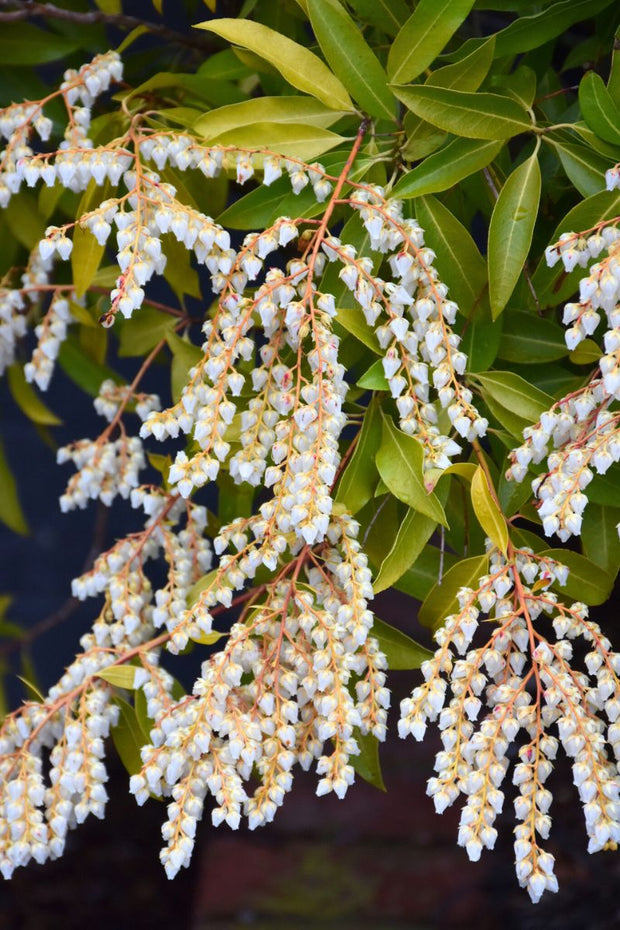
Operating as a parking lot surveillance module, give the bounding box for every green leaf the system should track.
[350,730,386,791]
[415,194,488,318]
[335,306,381,354]
[7,365,62,426]
[460,308,501,372]
[72,180,112,299]
[473,371,552,424]
[375,413,447,525]
[392,85,532,140]
[587,467,620,507]
[539,549,614,607]
[162,233,201,301]
[308,0,395,121]
[347,0,410,36]
[393,137,503,200]
[357,359,389,390]
[489,66,537,109]
[166,331,203,404]
[111,698,148,777]
[579,71,620,146]
[394,545,458,601]
[195,18,354,111]
[187,568,220,609]
[58,334,124,397]
[497,311,568,363]
[0,439,28,535]
[4,194,45,249]
[387,0,475,84]
[569,339,602,365]
[581,504,620,578]
[97,666,140,689]
[426,36,495,92]
[0,23,80,65]
[335,399,382,515]
[194,96,347,138]
[118,307,175,358]
[373,509,436,594]
[488,151,541,319]
[549,137,611,198]
[207,122,345,161]
[372,617,432,669]
[470,465,508,555]
[491,0,615,59]
[419,554,488,629]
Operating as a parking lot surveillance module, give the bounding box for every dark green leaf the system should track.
[392,85,532,140]
[372,617,432,669]
[335,398,382,514]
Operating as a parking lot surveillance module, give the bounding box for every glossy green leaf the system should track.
[375,414,447,525]
[372,617,432,669]
[162,234,201,301]
[549,137,611,198]
[419,554,489,629]
[196,18,354,111]
[587,468,620,507]
[471,466,508,555]
[167,332,204,404]
[460,308,501,372]
[350,730,386,791]
[347,0,410,36]
[581,504,620,577]
[0,439,28,536]
[357,359,389,390]
[4,194,45,249]
[118,307,175,358]
[387,0,475,84]
[336,399,382,515]
[394,138,502,200]
[0,24,80,65]
[497,311,568,363]
[7,365,62,426]
[111,698,148,777]
[569,339,602,365]
[579,71,620,146]
[426,36,495,92]
[207,122,345,160]
[335,306,381,354]
[308,0,395,121]
[392,85,532,140]
[491,0,615,59]
[473,371,552,423]
[539,549,614,606]
[394,545,458,601]
[194,97,347,139]
[489,66,537,109]
[488,152,541,318]
[58,335,124,397]
[415,195,488,318]
[373,509,436,594]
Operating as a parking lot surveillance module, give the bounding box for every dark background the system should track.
[1,1,620,928]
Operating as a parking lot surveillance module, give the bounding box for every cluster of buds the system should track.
[24,293,74,391]
[509,211,620,539]
[399,541,620,903]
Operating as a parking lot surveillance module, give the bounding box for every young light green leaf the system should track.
[194,96,347,139]
[372,617,432,669]
[375,413,447,525]
[195,18,354,111]
[97,665,140,689]
[0,439,28,536]
[488,151,541,319]
[569,339,602,365]
[418,554,489,629]
[470,465,508,556]
[7,364,62,426]
[393,138,503,200]
[392,85,532,140]
[373,509,436,594]
[579,71,620,146]
[308,0,395,121]
[335,398,382,515]
[415,194,488,318]
[208,122,345,161]
[72,180,112,298]
[189,630,227,646]
[357,359,389,390]
[387,0,475,84]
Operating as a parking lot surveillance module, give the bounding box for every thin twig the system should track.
[0,1,217,53]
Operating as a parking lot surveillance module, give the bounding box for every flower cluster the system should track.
[0,249,53,376]
[399,542,620,903]
[508,213,620,538]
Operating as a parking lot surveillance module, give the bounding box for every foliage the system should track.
[0,0,619,906]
